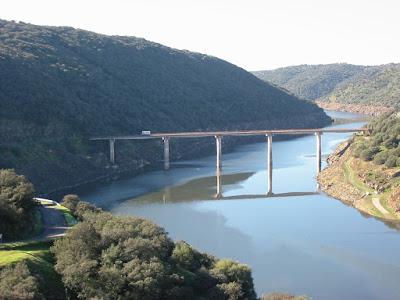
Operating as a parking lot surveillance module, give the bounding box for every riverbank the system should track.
[315,101,393,116]
[318,139,400,222]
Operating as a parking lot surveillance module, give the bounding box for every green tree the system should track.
[0,262,43,300]
[0,169,36,240]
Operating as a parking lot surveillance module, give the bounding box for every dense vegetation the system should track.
[0,261,43,299]
[319,64,400,109]
[0,19,330,193]
[0,241,66,300]
[348,112,400,213]
[352,113,400,167]
[0,169,38,240]
[253,64,366,100]
[319,112,400,220]
[53,196,257,300]
[253,63,400,109]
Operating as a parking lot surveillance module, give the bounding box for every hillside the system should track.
[253,64,366,100]
[253,63,400,113]
[318,112,400,222]
[0,19,330,193]
[318,64,400,109]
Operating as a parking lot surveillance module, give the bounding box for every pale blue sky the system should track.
[2,0,399,70]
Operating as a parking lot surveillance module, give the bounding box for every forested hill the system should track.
[318,64,400,109]
[253,64,366,100]
[253,63,400,111]
[0,19,330,193]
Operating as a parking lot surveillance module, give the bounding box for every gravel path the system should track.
[372,197,389,215]
[36,205,69,240]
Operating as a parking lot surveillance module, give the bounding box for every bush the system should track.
[360,147,380,161]
[172,241,201,272]
[373,151,389,165]
[385,155,398,168]
[211,259,256,300]
[0,262,42,300]
[61,194,80,212]
[352,143,367,158]
[73,200,102,221]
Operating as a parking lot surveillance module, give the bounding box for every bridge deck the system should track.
[90,128,366,141]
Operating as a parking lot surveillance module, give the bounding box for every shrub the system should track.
[73,201,102,221]
[385,155,398,168]
[373,151,389,165]
[352,143,367,158]
[172,241,201,272]
[61,194,80,212]
[211,259,256,300]
[360,147,379,161]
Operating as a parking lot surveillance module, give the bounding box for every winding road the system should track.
[37,205,69,240]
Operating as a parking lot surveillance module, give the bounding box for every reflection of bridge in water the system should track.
[91,127,366,195]
[213,169,322,199]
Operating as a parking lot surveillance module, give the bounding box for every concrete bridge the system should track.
[90,128,366,195]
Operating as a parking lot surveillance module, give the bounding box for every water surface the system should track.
[80,111,400,300]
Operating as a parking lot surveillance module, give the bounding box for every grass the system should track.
[342,156,399,219]
[0,240,66,299]
[54,205,78,226]
[0,241,51,266]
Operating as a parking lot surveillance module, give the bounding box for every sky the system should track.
[1,0,399,70]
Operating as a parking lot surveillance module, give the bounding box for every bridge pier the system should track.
[215,168,222,198]
[215,135,222,169]
[109,138,115,164]
[267,134,273,195]
[163,137,170,170]
[315,132,322,173]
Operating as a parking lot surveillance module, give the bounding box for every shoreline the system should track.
[315,101,393,116]
[318,140,400,224]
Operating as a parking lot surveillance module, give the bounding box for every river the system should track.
[79,111,400,300]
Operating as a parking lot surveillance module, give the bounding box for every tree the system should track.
[0,169,36,240]
[0,262,43,300]
[61,194,80,212]
[52,202,257,299]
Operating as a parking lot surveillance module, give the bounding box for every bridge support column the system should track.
[315,132,322,173]
[109,139,115,164]
[267,134,273,195]
[163,137,170,170]
[215,168,222,198]
[215,135,222,169]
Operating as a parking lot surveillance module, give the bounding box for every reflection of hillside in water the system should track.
[130,172,253,204]
[130,171,321,205]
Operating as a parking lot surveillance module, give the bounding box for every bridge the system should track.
[90,127,366,195]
